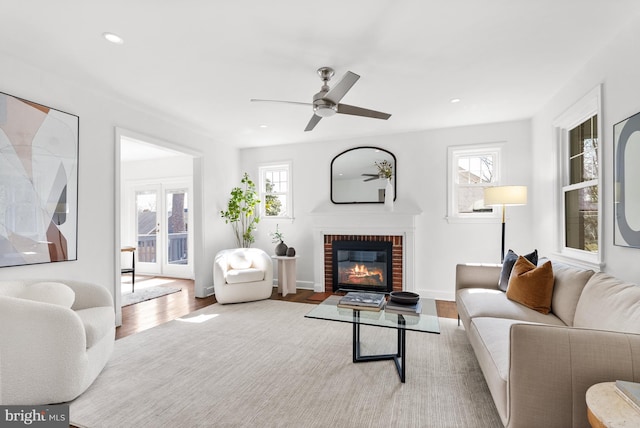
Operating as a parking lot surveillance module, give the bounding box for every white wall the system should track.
[241,119,533,300]
[0,54,240,304]
[531,14,640,284]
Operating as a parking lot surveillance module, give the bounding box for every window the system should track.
[554,85,601,266]
[564,116,598,252]
[447,145,502,222]
[259,162,292,219]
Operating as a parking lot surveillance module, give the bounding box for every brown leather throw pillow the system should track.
[506,256,554,314]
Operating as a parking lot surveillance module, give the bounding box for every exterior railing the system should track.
[137,233,187,264]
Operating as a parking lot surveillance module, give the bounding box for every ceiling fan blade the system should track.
[304,114,322,132]
[250,98,312,107]
[324,71,360,104]
[361,173,381,182]
[337,103,391,120]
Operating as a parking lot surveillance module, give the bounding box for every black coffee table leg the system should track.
[352,310,407,383]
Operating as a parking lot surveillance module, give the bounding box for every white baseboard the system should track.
[414,288,455,301]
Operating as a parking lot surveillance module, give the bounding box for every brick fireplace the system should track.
[323,234,403,293]
[311,200,421,293]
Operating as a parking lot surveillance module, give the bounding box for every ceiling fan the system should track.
[361,173,383,182]
[251,67,392,132]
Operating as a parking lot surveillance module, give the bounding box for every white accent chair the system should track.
[213,248,274,304]
[0,279,115,405]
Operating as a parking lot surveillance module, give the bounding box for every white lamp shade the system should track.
[484,185,527,206]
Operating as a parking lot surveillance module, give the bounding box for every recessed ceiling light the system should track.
[259,124,268,128]
[450,98,461,103]
[103,32,124,45]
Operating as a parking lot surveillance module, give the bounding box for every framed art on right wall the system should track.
[614,110,640,248]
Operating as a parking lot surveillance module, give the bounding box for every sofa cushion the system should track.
[506,258,554,314]
[19,282,75,308]
[498,249,538,291]
[573,272,640,333]
[548,261,594,326]
[471,317,532,381]
[75,307,114,348]
[226,268,264,284]
[228,250,252,269]
[467,317,540,423]
[456,288,566,326]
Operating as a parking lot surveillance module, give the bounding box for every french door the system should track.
[133,182,193,278]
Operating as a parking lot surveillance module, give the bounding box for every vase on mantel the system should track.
[384,178,394,211]
[275,240,288,256]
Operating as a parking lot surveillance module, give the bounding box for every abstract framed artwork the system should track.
[614,110,640,248]
[0,92,79,267]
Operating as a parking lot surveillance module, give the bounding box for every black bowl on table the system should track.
[389,291,420,305]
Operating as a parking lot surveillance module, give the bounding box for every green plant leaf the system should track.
[220,172,261,248]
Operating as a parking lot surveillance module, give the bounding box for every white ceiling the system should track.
[2,1,639,148]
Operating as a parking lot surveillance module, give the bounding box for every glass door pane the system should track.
[136,190,158,264]
[166,189,188,266]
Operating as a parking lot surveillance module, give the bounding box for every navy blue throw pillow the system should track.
[498,249,538,292]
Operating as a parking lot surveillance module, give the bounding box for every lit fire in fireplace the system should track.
[353,264,369,277]
[339,263,385,286]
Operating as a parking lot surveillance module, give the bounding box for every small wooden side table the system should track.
[586,382,640,427]
[272,256,298,297]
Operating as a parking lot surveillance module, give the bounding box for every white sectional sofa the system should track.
[456,259,640,428]
[0,279,115,405]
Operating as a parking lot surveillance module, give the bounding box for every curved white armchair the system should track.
[0,279,115,405]
[214,248,274,304]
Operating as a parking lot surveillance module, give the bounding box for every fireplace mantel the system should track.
[310,200,422,293]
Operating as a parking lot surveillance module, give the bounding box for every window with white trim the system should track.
[564,115,598,252]
[447,145,502,222]
[259,162,292,219]
[554,85,601,266]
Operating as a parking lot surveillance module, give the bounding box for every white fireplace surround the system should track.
[310,200,422,293]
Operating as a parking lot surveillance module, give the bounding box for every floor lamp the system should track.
[483,185,527,263]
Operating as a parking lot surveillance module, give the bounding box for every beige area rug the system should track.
[70,300,501,427]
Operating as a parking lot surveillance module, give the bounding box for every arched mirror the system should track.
[331,147,396,204]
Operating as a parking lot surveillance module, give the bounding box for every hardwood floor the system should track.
[116,277,215,339]
[116,277,458,339]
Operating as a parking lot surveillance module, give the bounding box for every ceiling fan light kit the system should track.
[313,103,337,118]
[251,66,391,131]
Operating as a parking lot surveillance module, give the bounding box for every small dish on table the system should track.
[389,291,420,305]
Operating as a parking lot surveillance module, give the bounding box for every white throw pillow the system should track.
[226,268,265,284]
[19,282,76,308]
[228,250,252,269]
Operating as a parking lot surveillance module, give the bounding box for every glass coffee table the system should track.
[304,294,440,383]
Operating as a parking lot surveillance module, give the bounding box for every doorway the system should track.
[131,182,192,278]
[115,128,203,326]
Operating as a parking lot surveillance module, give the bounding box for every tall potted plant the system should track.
[220,172,260,248]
